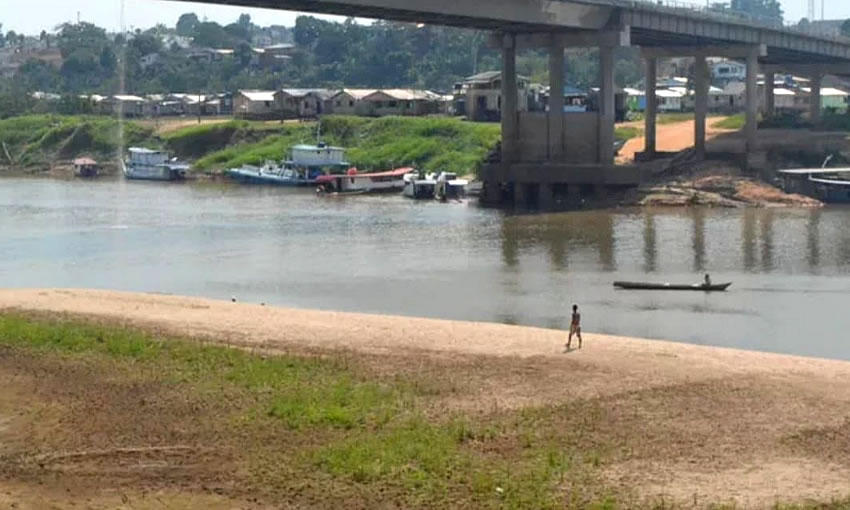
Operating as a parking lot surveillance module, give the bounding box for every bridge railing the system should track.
[574,0,849,43]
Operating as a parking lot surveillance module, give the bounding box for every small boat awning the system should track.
[778,167,850,175]
[73,158,97,166]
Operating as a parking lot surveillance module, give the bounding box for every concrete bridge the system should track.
[181,0,850,206]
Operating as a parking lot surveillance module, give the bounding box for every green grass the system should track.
[0,114,155,167]
[615,126,642,141]
[713,114,746,130]
[2,313,847,509]
[188,115,500,176]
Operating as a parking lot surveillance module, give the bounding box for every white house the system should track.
[656,89,684,112]
[460,71,530,122]
[711,59,746,83]
[234,90,277,119]
[332,89,378,116]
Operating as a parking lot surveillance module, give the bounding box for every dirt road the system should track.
[2,288,850,508]
[618,117,734,163]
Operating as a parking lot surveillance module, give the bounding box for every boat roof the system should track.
[316,167,413,182]
[292,144,345,151]
[778,167,850,175]
[73,157,97,165]
[129,147,165,154]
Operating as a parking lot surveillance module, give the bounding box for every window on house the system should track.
[388,101,398,107]
[349,100,354,107]
[264,101,271,107]
[336,101,341,107]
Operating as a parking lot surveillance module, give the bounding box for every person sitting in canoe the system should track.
[703,273,712,287]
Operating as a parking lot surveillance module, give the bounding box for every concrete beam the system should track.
[694,55,709,160]
[640,44,766,59]
[764,72,775,118]
[198,0,615,31]
[644,56,657,157]
[501,33,519,163]
[598,45,616,165]
[487,29,629,50]
[761,63,850,76]
[746,51,759,154]
[548,42,565,160]
[810,73,823,123]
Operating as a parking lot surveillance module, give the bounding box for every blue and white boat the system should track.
[123,148,189,181]
[779,156,850,203]
[226,143,350,186]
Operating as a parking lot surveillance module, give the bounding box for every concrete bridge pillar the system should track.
[644,56,657,157]
[810,72,823,124]
[548,40,565,160]
[764,72,775,118]
[501,33,518,163]
[745,50,759,153]
[598,45,616,165]
[694,55,709,160]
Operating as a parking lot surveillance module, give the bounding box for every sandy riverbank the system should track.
[2,288,850,507]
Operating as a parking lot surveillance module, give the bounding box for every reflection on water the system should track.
[2,178,850,360]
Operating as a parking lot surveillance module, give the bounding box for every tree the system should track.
[729,0,783,24]
[176,13,200,37]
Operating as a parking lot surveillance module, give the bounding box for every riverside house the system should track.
[234,90,277,119]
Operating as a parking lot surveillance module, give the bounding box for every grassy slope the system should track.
[0,114,646,175]
[1,313,849,509]
[0,115,155,167]
[185,116,502,175]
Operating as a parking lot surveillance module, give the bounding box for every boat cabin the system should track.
[289,143,348,168]
[128,147,169,166]
[73,157,98,178]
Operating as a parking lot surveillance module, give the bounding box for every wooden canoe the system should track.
[613,281,732,291]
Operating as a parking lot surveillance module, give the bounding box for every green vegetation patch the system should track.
[714,114,746,130]
[0,115,155,167]
[189,115,500,176]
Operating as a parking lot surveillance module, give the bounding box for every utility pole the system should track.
[807,0,815,21]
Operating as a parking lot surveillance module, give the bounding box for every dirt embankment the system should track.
[624,166,822,208]
[2,289,850,508]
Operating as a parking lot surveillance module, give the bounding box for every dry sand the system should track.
[2,288,850,507]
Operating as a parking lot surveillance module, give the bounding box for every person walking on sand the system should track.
[567,304,582,350]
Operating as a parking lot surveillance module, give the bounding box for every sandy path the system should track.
[618,118,733,163]
[3,288,850,507]
[2,288,850,395]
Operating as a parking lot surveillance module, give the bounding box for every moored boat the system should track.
[435,172,468,201]
[613,281,732,291]
[315,167,410,195]
[403,171,437,199]
[123,148,188,181]
[226,143,350,187]
[73,157,98,178]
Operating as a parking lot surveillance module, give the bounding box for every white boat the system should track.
[123,148,189,181]
[435,172,468,201]
[315,167,410,195]
[226,143,350,186]
[403,171,437,199]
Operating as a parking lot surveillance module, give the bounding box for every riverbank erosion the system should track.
[1,289,849,508]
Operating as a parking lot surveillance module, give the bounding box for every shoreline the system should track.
[3,288,850,506]
[2,288,849,381]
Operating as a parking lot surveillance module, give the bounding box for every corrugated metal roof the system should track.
[238,90,276,102]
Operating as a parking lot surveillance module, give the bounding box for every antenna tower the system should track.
[807,0,815,20]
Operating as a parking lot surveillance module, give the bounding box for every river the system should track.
[2,177,849,360]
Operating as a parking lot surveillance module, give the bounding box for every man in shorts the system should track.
[567,304,582,350]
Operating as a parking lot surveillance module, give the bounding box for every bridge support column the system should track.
[694,55,709,160]
[501,33,518,163]
[810,72,823,124]
[644,56,657,157]
[598,44,615,165]
[548,40,565,160]
[745,50,759,153]
[764,72,775,119]
[513,182,528,207]
[539,183,555,210]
